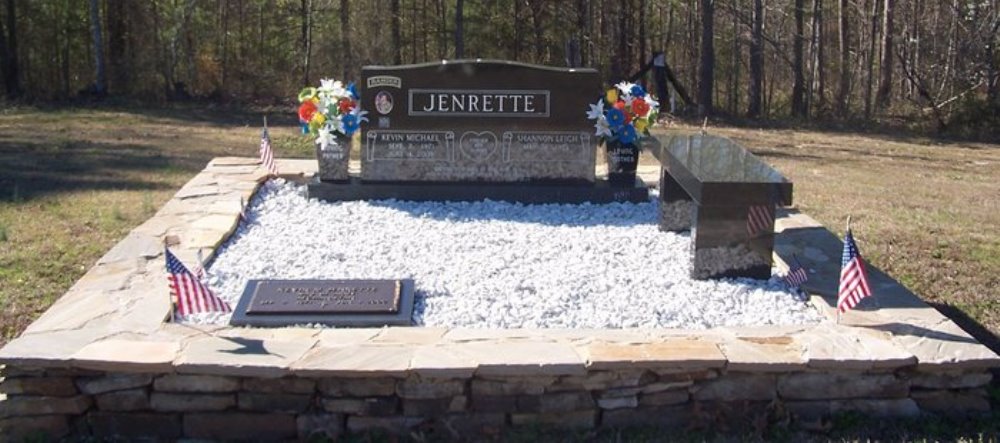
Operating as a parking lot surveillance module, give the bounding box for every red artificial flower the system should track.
[298,101,318,123]
[613,100,632,124]
[631,99,650,117]
[338,98,355,114]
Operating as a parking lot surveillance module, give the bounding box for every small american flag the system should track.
[784,260,809,288]
[837,228,873,312]
[166,248,231,316]
[259,125,278,176]
[746,204,774,237]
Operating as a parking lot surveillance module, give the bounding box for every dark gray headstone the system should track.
[229,279,415,327]
[360,59,601,183]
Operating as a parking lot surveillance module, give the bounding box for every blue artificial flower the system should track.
[618,124,637,144]
[605,108,626,129]
[630,84,646,98]
[347,82,359,99]
[301,123,310,134]
[342,113,359,135]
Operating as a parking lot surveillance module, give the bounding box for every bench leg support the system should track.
[690,203,775,280]
[658,168,695,232]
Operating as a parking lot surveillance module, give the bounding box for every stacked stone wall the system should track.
[1,365,992,441]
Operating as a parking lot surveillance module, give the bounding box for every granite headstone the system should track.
[360,59,600,183]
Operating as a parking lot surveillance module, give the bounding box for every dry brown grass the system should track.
[0,107,997,349]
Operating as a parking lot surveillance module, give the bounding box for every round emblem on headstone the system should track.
[375,91,394,115]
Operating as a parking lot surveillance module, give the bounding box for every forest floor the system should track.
[0,105,998,438]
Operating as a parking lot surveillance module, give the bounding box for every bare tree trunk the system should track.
[810,0,825,114]
[89,0,106,96]
[107,0,128,94]
[836,0,849,116]
[61,0,71,95]
[220,0,229,93]
[529,1,545,62]
[577,0,590,66]
[791,0,806,116]
[639,0,647,73]
[301,0,312,86]
[454,0,464,58]
[730,0,740,115]
[391,0,401,64]
[864,0,878,119]
[421,0,429,61]
[989,0,1000,105]
[1,0,20,98]
[698,0,714,116]
[340,0,351,79]
[875,0,894,110]
[748,0,764,118]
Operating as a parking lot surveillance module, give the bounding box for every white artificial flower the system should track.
[593,117,612,137]
[316,124,335,150]
[351,106,369,123]
[616,81,637,96]
[586,99,605,120]
[644,94,660,110]
[318,78,337,92]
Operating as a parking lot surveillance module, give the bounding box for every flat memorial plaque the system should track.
[229,279,415,327]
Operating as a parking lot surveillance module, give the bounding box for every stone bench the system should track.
[648,134,793,280]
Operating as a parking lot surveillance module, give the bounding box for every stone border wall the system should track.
[1,156,998,440]
[1,365,993,440]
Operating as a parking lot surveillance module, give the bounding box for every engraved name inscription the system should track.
[366,130,455,162]
[408,89,550,117]
[246,280,401,315]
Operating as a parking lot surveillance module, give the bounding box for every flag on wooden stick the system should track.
[194,249,206,281]
[166,247,231,316]
[837,219,873,313]
[259,118,278,176]
[238,197,248,223]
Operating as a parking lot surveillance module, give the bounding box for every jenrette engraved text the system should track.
[421,93,535,113]
[409,89,549,117]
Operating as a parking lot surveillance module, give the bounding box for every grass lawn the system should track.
[2,107,1000,439]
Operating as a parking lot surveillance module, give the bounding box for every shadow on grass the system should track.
[0,139,189,202]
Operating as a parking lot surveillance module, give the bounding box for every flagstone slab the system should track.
[452,341,587,376]
[718,336,806,371]
[22,289,117,336]
[71,339,179,373]
[174,336,317,378]
[796,324,916,370]
[409,346,478,379]
[0,329,114,368]
[292,345,414,378]
[585,339,726,371]
[316,329,383,347]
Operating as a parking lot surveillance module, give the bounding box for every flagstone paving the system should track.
[1,157,997,440]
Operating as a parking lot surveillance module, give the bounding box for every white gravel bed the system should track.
[186,180,822,328]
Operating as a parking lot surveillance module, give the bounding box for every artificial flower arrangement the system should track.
[586,81,660,145]
[297,78,368,151]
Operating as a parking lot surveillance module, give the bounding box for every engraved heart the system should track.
[459,131,499,162]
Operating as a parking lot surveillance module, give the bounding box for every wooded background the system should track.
[0,0,997,133]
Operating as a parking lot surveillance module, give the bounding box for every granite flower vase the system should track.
[316,133,351,182]
[605,139,639,185]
